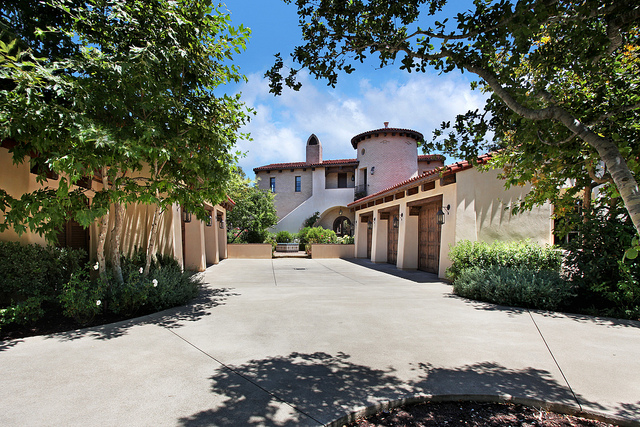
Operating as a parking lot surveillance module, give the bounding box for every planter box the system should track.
[310,244,355,259]
[276,243,299,253]
[228,243,273,259]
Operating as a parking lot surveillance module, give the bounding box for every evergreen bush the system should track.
[453,265,574,311]
[447,240,561,281]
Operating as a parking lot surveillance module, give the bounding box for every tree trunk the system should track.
[110,201,125,284]
[144,203,161,276]
[466,63,640,236]
[96,166,110,282]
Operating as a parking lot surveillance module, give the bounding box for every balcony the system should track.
[354,184,367,201]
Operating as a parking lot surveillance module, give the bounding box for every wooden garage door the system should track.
[387,209,399,265]
[418,197,442,274]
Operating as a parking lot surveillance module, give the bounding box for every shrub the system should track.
[275,230,294,243]
[302,211,320,228]
[0,242,86,328]
[338,235,354,244]
[304,226,338,244]
[561,203,640,319]
[146,258,201,311]
[453,265,574,311]
[447,240,561,281]
[59,266,106,325]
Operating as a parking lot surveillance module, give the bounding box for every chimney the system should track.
[384,122,389,128]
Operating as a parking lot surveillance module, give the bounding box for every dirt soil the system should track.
[347,401,618,427]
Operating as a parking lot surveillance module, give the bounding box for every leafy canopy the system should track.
[0,0,252,239]
[268,0,640,235]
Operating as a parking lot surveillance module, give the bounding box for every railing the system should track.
[354,185,367,201]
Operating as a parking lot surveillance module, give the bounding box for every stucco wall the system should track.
[352,166,553,278]
[310,244,355,259]
[355,134,419,195]
[455,168,553,245]
[228,243,272,259]
[256,169,313,219]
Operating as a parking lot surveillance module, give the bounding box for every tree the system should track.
[0,0,251,281]
[267,0,640,235]
[226,168,278,243]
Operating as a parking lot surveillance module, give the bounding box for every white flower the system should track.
[94,262,99,271]
[96,300,102,306]
[139,267,144,274]
[152,279,158,287]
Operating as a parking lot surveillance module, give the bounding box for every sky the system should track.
[220,0,487,180]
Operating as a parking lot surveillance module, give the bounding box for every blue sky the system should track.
[221,0,487,180]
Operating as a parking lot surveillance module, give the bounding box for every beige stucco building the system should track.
[0,141,231,271]
[254,125,445,236]
[255,123,553,278]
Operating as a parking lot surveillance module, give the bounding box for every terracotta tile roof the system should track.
[253,158,358,172]
[348,153,493,207]
[351,127,424,149]
[418,154,446,162]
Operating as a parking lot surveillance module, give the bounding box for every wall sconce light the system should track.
[393,216,399,228]
[351,176,355,181]
[339,208,343,215]
[367,220,373,230]
[436,204,451,225]
[370,166,375,175]
[206,215,212,227]
[219,220,225,229]
[183,210,192,223]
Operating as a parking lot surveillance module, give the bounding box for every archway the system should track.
[333,216,352,237]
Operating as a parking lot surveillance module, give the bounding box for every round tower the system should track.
[351,122,423,196]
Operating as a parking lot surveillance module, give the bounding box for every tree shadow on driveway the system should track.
[177,352,614,426]
[45,287,239,342]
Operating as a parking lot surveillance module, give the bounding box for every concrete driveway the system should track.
[1,258,639,426]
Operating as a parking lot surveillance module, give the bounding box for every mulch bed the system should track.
[347,401,618,426]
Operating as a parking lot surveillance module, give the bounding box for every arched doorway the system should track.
[333,216,352,237]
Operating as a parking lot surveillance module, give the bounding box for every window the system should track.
[270,177,276,193]
[295,176,301,192]
[338,173,347,188]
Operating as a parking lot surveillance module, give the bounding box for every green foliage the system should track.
[562,203,640,319]
[338,235,355,244]
[0,242,85,328]
[446,240,561,281]
[270,0,640,236]
[0,241,201,331]
[226,168,278,243]
[298,226,338,244]
[59,266,106,325]
[107,250,201,316]
[275,231,294,243]
[146,258,201,311]
[0,0,252,241]
[302,212,320,229]
[453,266,574,312]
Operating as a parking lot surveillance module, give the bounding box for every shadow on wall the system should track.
[177,352,622,426]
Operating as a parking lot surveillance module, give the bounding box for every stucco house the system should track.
[255,123,553,278]
[254,123,445,235]
[0,140,231,271]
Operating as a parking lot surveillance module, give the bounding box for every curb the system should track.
[326,394,640,427]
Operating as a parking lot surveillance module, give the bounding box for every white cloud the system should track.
[235,70,488,179]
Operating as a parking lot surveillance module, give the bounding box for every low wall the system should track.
[228,244,273,259]
[310,244,355,259]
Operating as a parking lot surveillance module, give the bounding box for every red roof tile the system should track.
[253,158,358,172]
[347,153,493,207]
[351,127,424,149]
